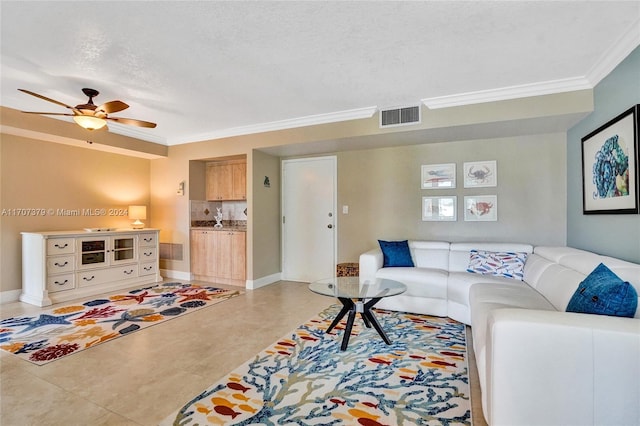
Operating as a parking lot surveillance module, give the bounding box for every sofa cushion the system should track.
[376,267,448,298]
[378,240,414,267]
[566,263,638,318]
[467,250,528,280]
[449,242,533,272]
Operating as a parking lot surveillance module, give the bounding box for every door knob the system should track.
[327,224,333,229]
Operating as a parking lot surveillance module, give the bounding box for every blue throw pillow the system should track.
[566,263,638,318]
[378,240,414,268]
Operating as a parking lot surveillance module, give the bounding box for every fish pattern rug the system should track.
[162,306,471,425]
[0,282,242,365]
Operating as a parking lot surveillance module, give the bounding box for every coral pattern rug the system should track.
[0,282,242,365]
[162,306,471,425]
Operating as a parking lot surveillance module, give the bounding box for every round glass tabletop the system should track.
[309,276,406,299]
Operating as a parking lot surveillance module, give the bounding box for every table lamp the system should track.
[128,205,147,229]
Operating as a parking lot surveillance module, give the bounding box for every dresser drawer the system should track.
[77,265,138,287]
[46,255,75,274]
[47,238,75,254]
[139,262,157,276]
[139,247,157,261]
[46,274,75,292]
[139,233,157,247]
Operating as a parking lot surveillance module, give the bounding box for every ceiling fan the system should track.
[18,88,157,130]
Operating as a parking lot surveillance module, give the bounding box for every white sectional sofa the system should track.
[359,241,640,426]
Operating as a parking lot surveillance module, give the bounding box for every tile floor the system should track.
[0,281,486,425]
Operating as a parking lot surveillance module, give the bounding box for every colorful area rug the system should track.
[162,306,471,425]
[0,282,242,365]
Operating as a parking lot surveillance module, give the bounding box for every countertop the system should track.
[191,226,246,232]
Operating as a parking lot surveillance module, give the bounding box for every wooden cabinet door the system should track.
[191,230,218,277]
[230,232,246,280]
[216,232,232,278]
[206,164,233,201]
[232,162,246,200]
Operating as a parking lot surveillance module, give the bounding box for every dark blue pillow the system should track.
[378,240,414,267]
[566,263,638,318]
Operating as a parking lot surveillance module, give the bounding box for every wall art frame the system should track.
[463,160,497,188]
[422,196,457,221]
[581,104,639,214]
[421,163,456,189]
[464,195,497,221]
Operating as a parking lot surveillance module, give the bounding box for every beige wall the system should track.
[0,134,150,295]
[335,133,568,262]
[250,150,281,279]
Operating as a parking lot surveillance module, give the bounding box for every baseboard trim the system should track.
[0,289,22,304]
[246,272,281,290]
[160,269,192,281]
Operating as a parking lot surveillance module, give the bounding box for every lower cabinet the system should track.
[21,229,162,307]
[191,229,246,284]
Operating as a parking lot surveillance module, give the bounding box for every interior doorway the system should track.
[281,156,337,282]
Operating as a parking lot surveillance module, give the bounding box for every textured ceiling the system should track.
[1,1,639,146]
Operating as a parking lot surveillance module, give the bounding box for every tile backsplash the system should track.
[191,200,247,222]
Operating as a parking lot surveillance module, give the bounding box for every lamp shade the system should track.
[73,115,107,130]
[128,205,147,220]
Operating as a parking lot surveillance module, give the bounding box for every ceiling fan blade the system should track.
[21,111,75,116]
[18,89,76,110]
[107,117,157,128]
[97,100,129,114]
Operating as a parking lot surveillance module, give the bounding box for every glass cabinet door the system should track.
[78,238,108,269]
[111,236,136,264]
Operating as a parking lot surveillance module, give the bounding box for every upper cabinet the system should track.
[206,159,246,201]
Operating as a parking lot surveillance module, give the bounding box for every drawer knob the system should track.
[54,280,69,285]
[54,261,69,267]
[54,243,68,249]
[83,275,95,281]
[124,269,134,275]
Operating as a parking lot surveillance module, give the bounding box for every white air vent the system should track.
[379,105,421,128]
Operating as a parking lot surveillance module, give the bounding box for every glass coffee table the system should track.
[309,276,407,350]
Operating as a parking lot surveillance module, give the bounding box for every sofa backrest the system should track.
[530,246,640,318]
[408,241,450,269]
[448,242,534,272]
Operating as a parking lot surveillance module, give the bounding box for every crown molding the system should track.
[106,122,168,145]
[585,17,640,86]
[171,106,378,145]
[421,77,592,110]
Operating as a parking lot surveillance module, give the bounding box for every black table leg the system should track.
[363,297,391,345]
[326,296,392,350]
[326,297,354,334]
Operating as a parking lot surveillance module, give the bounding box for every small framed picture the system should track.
[421,163,456,189]
[422,196,457,221]
[464,195,497,221]
[463,160,497,188]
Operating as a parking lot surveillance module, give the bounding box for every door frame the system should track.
[281,156,337,281]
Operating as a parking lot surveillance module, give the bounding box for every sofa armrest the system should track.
[485,308,640,426]
[359,248,383,280]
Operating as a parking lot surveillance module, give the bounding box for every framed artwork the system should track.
[422,196,457,221]
[421,163,456,189]
[464,195,497,221]
[581,104,639,214]
[463,160,497,188]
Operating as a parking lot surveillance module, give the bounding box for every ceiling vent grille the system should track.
[379,105,421,128]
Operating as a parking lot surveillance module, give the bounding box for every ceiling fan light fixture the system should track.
[73,115,107,130]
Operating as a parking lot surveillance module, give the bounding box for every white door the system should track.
[282,156,336,282]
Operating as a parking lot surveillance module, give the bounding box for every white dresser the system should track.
[21,229,162,306]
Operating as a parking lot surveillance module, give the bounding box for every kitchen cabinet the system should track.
[21,229,161,307]
[190,229,246,285]
[206,160,246,201]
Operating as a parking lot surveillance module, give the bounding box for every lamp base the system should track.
[131,220,144,229]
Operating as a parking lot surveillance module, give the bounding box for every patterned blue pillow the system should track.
[466,250,528,280]
[566,263,638,318]
[378,240,414,267]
